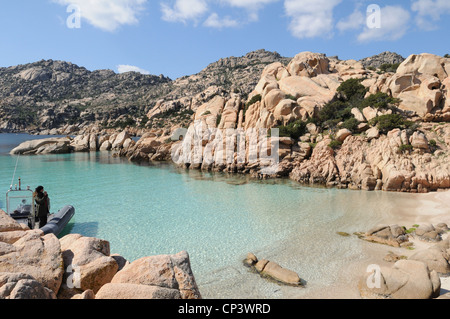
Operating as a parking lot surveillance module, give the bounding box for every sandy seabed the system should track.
[199,190,450,299]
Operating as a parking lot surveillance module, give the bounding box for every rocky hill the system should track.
[359,51,405,69]
[12,51,450,194]
[0,59,172,132]
[0,50,290,134]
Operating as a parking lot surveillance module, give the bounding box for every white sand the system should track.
[199,190,450,299]
[354,190,450,298]
[290,190,450,298]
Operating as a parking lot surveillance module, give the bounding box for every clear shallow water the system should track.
[0,133,420,296]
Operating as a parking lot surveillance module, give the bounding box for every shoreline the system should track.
[2,133,450,299]
[300,190,450,299]
[198,190,450,299]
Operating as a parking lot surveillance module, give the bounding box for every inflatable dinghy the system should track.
[6,186,75,237]
[40,205,75,236]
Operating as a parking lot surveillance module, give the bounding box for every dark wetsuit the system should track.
[35,193,49,228]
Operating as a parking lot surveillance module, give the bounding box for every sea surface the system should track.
[0,133,424,298]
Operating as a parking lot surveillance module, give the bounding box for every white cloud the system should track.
[221,0,279,21]
[411,0,450,30]
[203,13,238,28]
[336,9,365,32]
[161,0,208,23]
[160,0,279,25]
[357,5,411,42]
[222,0,279,7]
[284,0,342,39]
[117,65,151,74]
[53,0,147,32]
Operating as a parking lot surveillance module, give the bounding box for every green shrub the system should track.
[246,94,262,108]
[139,115,149,128]
[399,144,413,153]
[360,92,401,110]
[277,119,307,140]
[216,114,222,127]
[340,118,359,133]
[370,114,412,134]
[379,63,401,73]
[114,117,136,129]
[329,140,343,150]
[318,101,347,124]
[429,139,437,147]
[337,78,367,101]
[244,94,262,117]
[444,54,450,58]
[286,94,297,101]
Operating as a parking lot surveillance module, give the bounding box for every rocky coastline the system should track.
[2,192,450,299]
[2,50,450,299]
[0,209,201,299]
[8,51,450,194]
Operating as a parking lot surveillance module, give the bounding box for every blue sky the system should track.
[0,0,449,79]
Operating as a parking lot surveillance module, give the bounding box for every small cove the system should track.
[0,133,434,298]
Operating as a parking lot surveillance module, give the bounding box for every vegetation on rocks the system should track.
[369,114,413,134]
[378,63,401,73]
[328,139,343,150]
[277,119,307,140]
[360,92,400,110]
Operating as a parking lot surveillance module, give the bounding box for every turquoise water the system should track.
[0,133,419,295]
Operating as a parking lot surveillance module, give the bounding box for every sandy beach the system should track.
[314,189,450,299]
[199,190,450,299]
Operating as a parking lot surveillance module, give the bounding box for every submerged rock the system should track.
[244,253,304,287]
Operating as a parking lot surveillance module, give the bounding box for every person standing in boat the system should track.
[34,186,50,228]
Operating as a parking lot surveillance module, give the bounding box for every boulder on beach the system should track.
[358,224,410,247]
[412,223,442,242]
[110,251,201,299]
[358,260,441,299]
[409,236,450,275]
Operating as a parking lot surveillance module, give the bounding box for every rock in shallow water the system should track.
[244,253,304,287]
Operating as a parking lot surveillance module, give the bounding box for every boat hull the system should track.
[40,205,75,236]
